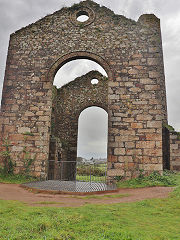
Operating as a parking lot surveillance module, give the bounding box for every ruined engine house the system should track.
[0,0,180,181]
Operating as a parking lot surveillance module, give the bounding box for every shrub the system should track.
[0,139,14,175]
[117,170,177,188]
[77,165,105,176]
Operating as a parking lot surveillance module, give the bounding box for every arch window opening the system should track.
[76,11,89,22]
[48,58,108,182]
[53,59,107,89]
[91,78,99,85]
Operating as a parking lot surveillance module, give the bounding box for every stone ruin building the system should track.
[0,0,180,182]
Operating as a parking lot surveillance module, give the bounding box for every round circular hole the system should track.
[76,11,89,22]
[91,79,99,85]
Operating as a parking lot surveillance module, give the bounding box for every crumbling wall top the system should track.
[11,0,141,37]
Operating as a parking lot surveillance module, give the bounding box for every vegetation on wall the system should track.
[21,146,36,175]
[0,136,36,178]
[163,123,180,140]
[20,136,36,175]
[22,132,34,136]
[163,123,175,131]
[0,139,14,175]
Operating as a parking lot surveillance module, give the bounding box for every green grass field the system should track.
[76,164,106,182]
[0,172,180,240]
[0,173,37,184]
[76,174,106,182]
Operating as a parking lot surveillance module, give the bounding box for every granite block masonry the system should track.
[48,70,108,180]
[0,0,179,181]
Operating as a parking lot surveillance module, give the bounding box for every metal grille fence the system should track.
[22,160,117,193]
[48,160,107,183]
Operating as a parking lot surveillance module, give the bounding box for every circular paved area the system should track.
[22,180,117,193]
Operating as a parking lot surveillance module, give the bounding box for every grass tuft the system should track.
[117,170,178,189]
[72,193,129,199]
[33,201,64,205]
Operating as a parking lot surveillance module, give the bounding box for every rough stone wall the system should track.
[0,0,167,180]
[0,112,4,164]
[162,127,170,170]
[48,70,108,179]
[170,132,180,171]
[48,136,64,180]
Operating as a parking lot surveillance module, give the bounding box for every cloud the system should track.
[54,59,107,88]
[77,107,108,158]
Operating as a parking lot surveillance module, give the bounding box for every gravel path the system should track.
[0,183,174,207]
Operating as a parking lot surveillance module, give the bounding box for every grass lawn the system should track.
[76,174,106,182]
[0,172,180,239]
[0,173,37,184]
[71,193,130,199]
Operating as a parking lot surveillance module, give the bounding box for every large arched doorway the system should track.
[76,106,108,182]
[48,53,110,181]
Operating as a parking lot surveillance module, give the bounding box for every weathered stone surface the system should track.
[136,141,156,149]
[0,0,169,180]
[169,131,180,171]
[48,70,108,178]
[18,127,30,134]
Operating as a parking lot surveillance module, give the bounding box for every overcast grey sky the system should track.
[77,106,108,159]
[0,0,180,158]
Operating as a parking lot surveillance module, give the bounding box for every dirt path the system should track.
[0,183,174,207]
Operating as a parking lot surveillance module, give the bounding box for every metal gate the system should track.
[48,160,107,183]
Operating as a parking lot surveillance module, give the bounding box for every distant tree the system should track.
[77,157,83,163]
